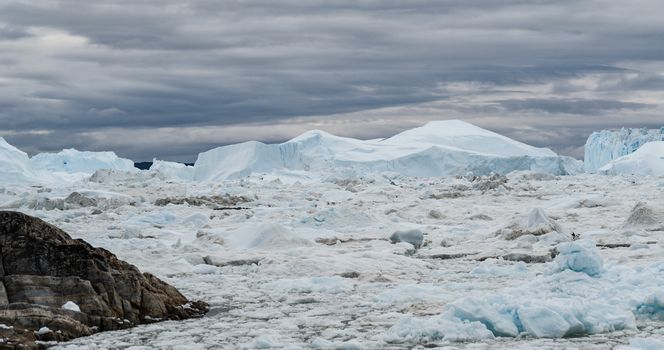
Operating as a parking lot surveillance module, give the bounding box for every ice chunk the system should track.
[191,264,221,275]
[266,276,353,295]
[599,141,664,176]
[619,338,664,350]
[470,260,527,277]
[384,315,494,343]
[584,127,663,172]
[222,223,313,250]
[62,301,81,312]
[389,229,424,248]
[636,290,664,319]
[552,239,603,277]
[517,306,570,338]
[444,297,519,337]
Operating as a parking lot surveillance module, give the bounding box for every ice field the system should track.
[1,121,663,349]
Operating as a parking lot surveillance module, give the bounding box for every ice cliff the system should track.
[193,120,582,181]
[0,137,37,183]
[584,127,664,172]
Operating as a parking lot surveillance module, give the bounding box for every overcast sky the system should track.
[1,0,663,161]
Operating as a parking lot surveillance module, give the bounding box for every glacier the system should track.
[193,120,582,181]
[584,127,664,172]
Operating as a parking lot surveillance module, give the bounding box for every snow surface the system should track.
[193,120,582,181]
[599,141,664,176]
[584,127,664,172]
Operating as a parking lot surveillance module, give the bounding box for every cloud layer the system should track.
[1,0,663,161]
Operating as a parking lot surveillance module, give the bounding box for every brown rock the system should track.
[0,211,208,349]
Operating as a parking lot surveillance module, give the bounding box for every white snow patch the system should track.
[62,301,81,312]
[37,326,52,335]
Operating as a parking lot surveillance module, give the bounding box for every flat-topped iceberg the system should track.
[193,120,582,181]
[30,148,135,174]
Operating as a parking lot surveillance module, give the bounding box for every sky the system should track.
[1,0,663,162]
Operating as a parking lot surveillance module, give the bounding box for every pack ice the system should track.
[2,123,664,349]
[584,127,664,172]
[193,120,582,180]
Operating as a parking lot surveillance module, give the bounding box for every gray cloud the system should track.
[495,98,654,115]
[0,0,663,161]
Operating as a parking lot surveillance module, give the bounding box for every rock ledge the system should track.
[0,211,208,349]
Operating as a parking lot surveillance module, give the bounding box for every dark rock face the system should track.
[0,211,208,349]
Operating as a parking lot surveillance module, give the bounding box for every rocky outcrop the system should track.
[0,211,208,349]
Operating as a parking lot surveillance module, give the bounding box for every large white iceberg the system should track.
[193,120,582,181]
[0,137,38,183]
[584,127,664,172]
[598,141,664,176]
[30,148,135,175]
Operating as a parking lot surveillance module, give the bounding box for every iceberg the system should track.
[0,137,38,183]
[584,127,664,172]
[149,159,194,180]
[30,148,135,174]
[598,141,664,176]
[193,120,582,181]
